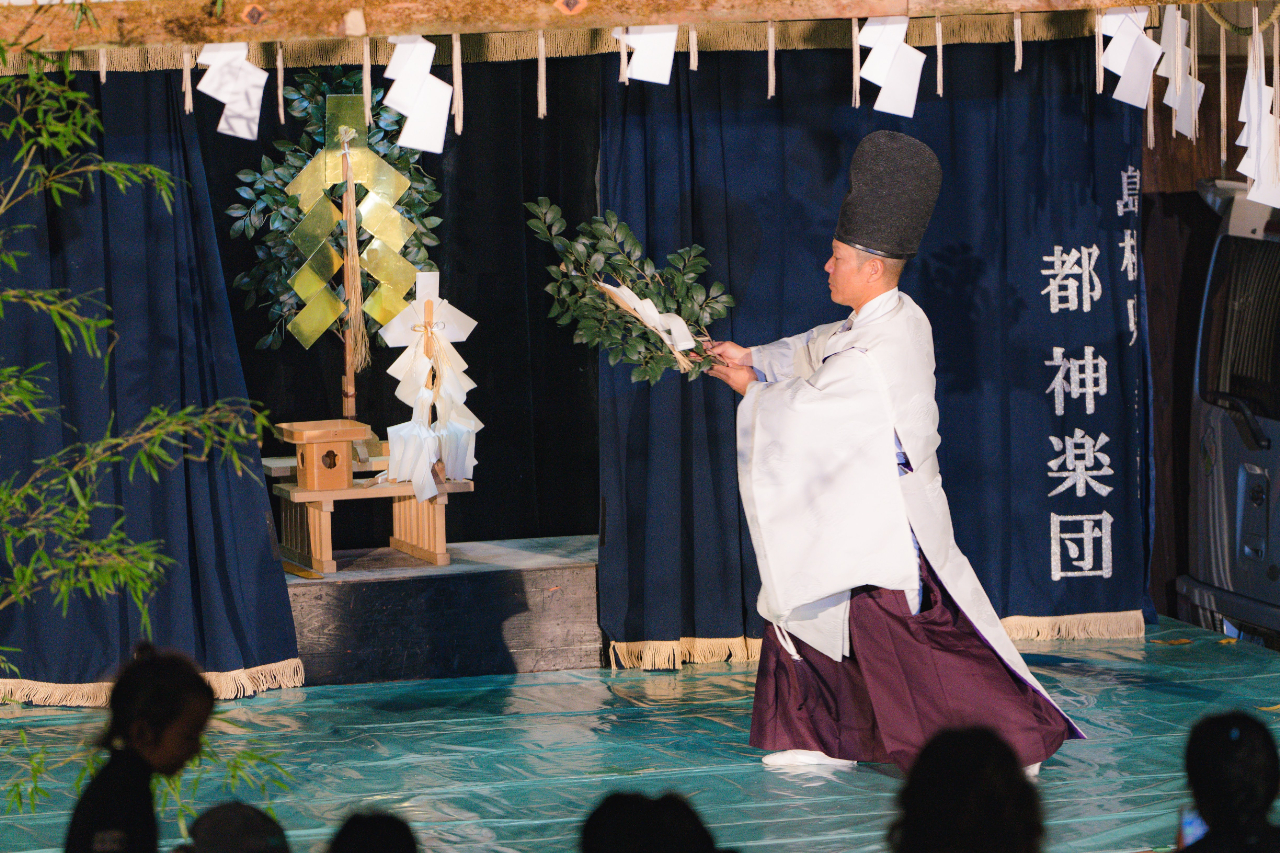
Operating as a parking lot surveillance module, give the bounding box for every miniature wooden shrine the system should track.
[269,419,473,576]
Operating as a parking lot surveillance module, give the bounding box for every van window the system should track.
[1200,235,1280,420]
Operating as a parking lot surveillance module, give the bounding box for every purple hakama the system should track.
[749,555,1075,771]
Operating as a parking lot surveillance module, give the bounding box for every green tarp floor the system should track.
[3,616,1279,853]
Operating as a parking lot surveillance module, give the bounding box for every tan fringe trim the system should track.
[2,11,1119,76]
[0,657,305,708]
[1001,610,1146,641]
[610,636,762,671]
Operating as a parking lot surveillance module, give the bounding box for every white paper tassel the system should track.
[452,33,464,134]
[537,30,547,118]
[362,37,372,126]
[98,49,107,84]
[852,18,861,107]
[1096,10,1104,95]
[767,20,776,99]
[1014,12,1023,72]
[619,32,628,83]
[1220,22,1228,163]
[935,15,944,96]
[689,26,698,71]
[182,46,193,114]
[276,44,285,124]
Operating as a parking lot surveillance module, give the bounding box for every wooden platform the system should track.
[285,534,603,685]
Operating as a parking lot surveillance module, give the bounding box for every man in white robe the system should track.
[708,131,1081,772]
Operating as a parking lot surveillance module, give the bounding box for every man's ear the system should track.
[866,256,886,283]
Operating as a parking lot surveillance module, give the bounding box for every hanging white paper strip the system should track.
[874,42,926,118]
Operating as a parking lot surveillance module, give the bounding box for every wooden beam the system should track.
[0,0,1176,53]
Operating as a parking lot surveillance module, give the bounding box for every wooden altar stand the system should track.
[265,420,473,577]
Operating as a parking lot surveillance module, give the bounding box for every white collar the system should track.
[847,288,901,330]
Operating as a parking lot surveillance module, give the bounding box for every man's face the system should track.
[824,240,874,308]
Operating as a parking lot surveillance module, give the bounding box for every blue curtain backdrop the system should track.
[597,38,1152,652]
[0,71,299,688]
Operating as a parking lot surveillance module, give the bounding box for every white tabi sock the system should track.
[762,749,856,768]
[1024,762,1041,778]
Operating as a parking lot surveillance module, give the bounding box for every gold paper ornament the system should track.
[281,94,420,348]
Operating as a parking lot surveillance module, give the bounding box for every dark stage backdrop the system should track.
[0,71,299,695]
[598,39,1152,658]
[196,58,602,548]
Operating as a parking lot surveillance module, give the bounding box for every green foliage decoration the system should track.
[226,68,443,351]
[525,198,734,385]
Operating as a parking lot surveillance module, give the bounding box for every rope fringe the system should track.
[0,658,305,708]
[609,637,763,671]
[1001,611,1145,641]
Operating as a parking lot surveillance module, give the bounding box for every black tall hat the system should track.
[834,131,941,260]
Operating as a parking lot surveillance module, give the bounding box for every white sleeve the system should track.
[749,322,843,382]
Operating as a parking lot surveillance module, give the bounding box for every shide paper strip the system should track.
[859,16,909,87]
[598,283,697,351]
[385,35,430,80]
[385,40,438,114]
[1155,6,1190,79]
[1163,74,1206,137]
[397,75,454,154]
[874,42,926,118]
[196,43,266,140]
[621,25,679,85]
[1099,6,1149,37]
[1113,25,1163,108]
[1102,17,1144,75]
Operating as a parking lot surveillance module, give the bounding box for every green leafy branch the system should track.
[227,68,442,351]
[3,716,292,839]
[0,47,175,274]
[525,198,734,385]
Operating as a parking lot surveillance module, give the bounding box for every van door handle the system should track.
[1205,391,1273,450]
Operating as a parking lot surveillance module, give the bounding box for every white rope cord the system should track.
[1096,9,1104,95]
[1147,72,1155,149]
[277,44,285,124]
[537,30,548,118]
[182,46,193,114]
[619,31,628,83]
[362,38,372,126]
[936,14,944,96]
[1014,12,1023,72]
[1272,15,1278,181]
[99,48,107,84]
[1220,21,1228,163]
[1191,4,1199,140]
[1173,6,1182,139]
[689,25,699,71]
[452,33,464,134]
[849,16,860,106]
[767,20,777,99]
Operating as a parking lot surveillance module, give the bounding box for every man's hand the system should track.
[708,363,757,395]
[709,340,752,366]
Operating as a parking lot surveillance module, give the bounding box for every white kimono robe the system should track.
[738,288,1076,726]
